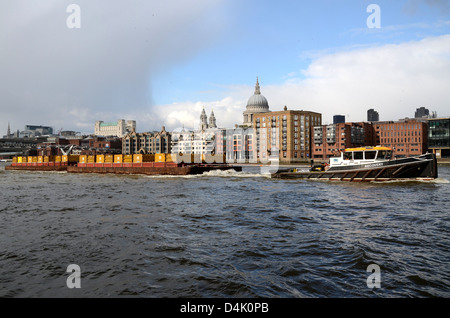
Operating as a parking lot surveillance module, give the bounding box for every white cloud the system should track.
[157,34,449,128]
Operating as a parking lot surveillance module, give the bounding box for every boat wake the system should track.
[144,169,270,179]
[370,177,449,184]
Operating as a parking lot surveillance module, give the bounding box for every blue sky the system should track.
[1,0,449,134]
[152,0,450,104]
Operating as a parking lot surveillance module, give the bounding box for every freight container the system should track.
[123,154,133,163]
[165,154,175,163]
[133,154,143,163]
[114,154,123,163]
[104,154,113,163]
[155,153,165,162]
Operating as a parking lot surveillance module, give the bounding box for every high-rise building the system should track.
[415,107,430,118]
[367,109,379,122]
[333,115,345,124]
[427,117,450,159]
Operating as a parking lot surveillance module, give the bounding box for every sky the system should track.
[1,0,449,136]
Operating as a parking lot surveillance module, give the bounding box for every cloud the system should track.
[151,34,450,130]
[265,35,450,124]
[0,0,226,134]
[404,0,450,16]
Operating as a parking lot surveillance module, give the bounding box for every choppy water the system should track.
[0,162,449,298]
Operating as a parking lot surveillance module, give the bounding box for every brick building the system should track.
[312,122,375,160]
[122,126,171,155]
[373,119,428,158]
[253,107,322,163]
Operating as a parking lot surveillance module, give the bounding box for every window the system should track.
[353,152,364,160]
[365,151,376,160]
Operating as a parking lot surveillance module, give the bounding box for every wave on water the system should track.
[144,168,270,179]
[370,177,449,184]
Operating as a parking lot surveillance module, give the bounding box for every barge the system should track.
[5,154,241,175]
[271,147,438,182]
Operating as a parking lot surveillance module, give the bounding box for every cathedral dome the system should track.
[246,77,269,111]
[243,77,270,126]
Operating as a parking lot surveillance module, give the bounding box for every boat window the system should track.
[353,151,363,160]
[365,151,377,160]
[343,152,352,160]
[378,150,392,160]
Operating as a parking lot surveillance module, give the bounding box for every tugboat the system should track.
[271,146,438,181]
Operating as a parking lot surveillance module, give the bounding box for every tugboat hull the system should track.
[271,153,438,181]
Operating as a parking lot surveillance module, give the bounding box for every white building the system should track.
[171,107,221,155]
[94,119,136,137]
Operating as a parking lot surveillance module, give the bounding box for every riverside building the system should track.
[373,119,428,158]
[122,126,171,155]
[427,117,450,159]
[95,119,136,138]
[312,122,375,160]
[253,106,322,163]
[171,107,223,156]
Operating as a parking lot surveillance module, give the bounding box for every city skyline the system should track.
[1,0,449,136]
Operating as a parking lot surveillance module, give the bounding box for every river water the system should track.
[0,162,449,298]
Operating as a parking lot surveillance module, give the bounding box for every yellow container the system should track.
[44,156,49,163]
[96,155,105,163]
[27,157,33,163]
[87,155,95,163]
[165,154,175,163]
[133,154,143,163]
[62,155,68,162]
[32,156,38,163]
[12,157,17,163]
[38,156,43,163]
[123,154,133,163]
[105,154,113,163]
[55,156,62,162]
[17,156,23,163]
[155,153,165,162]
[114,154,123,163]
[79,155,87,163]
